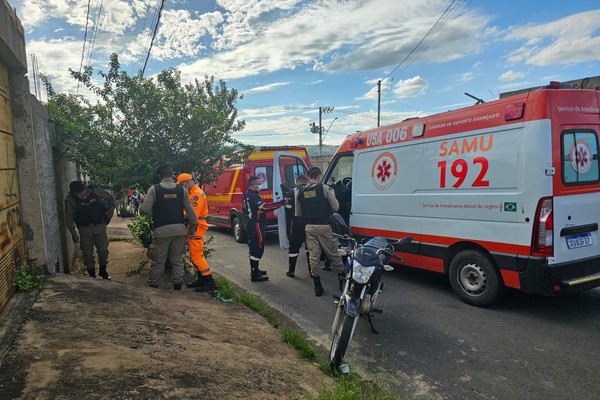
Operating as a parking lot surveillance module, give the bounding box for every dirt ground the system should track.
[0,217,332,399]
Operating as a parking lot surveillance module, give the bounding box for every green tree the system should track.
[46,53,252,190]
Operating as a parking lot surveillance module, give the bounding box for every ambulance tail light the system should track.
[504,102,524,121]
[532,197,553,257]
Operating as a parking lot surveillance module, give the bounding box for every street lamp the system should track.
[318,106,334,156]
[322,117,338,142]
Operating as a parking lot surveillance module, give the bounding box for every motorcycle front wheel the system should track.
[329,314,356,369]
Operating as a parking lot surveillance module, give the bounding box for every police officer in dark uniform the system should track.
[65,180,116,279]
[243,176,286,282]
[285,174,308,278]
[140,165,197,290]
[296,167,345,296]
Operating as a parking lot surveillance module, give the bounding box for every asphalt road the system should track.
[206,225,600,400]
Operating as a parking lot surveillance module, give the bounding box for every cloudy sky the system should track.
[11,0,600,147]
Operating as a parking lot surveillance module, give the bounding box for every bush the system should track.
[127,214,153,249]
[13,264,47,293]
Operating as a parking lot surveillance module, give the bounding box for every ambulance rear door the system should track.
[552,124,600,265]
[272,152,310,249]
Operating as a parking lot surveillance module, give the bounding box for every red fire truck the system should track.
[205,146,311,243]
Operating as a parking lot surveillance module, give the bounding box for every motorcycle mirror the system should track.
[396,236,413,245]
[383,265,394,272]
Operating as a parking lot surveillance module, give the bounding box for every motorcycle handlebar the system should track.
[377,248,404,264]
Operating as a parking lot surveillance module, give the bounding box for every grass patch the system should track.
[280,326,317,361]
[214,275,401,400]
[315,376,399,400]
[13,263,47,293]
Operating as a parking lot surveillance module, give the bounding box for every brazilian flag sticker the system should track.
[503,202,517,212]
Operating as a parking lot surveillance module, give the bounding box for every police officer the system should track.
[65,180,116,279]
[296,167,345,296]
[243,176,286,282]
[140,165,197,290]
[176,173,217,292]
[286,174,308,278]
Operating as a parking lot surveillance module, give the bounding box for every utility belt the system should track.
[304,218,330,225]
[76,221,105,227]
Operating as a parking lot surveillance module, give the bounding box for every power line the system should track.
[76,0,92,94]
[86,0,104,67]
[141,0,166,77]
[390,0,471,79]
[384,0,459,81]
[132,0,158,75]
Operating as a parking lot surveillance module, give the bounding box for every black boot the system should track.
[195,274,218,292]
[338,274,346,291]
[99,265,111,280]
[313,277,324,297]
[306,251,311,275]
[322,257,332,271]
[287,256,297,278]
[250,260,268,282]
[87,268,96,278]
[187,272,207,288]
[173,283,182,291]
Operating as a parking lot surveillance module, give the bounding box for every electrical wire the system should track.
[390,0,472,79]
[131,3,158,75]
[141,0,166,77]
[384,0,463,81]
[76,0,93,94]
[86,0,104,67]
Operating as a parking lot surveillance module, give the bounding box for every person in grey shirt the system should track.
[140,165,197,290]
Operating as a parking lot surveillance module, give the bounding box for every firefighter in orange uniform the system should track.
[176,173,217,292]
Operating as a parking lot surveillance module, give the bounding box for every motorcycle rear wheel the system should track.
[329,314,356,369]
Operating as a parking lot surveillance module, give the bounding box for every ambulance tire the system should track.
[448,250,504,307]
[232,215,247,243]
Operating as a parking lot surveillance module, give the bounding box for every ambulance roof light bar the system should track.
[549,81,561,89]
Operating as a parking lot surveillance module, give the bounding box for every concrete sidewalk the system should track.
[0,217,329,399]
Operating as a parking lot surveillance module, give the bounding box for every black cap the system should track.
[69,180,86,193]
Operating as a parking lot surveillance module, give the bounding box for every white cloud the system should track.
[506,10,600,66]
[458,72,475,83]
[243,81,290,95]
[179,0,489,82]
[356,77,392,101]
[15,0,140,33]
[499,70,526,82]
[240,105,295,118]
[392,76,429,99]
[151,10,224,60]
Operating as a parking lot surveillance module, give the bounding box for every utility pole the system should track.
[377,79,381,127]
[318,106,334,156]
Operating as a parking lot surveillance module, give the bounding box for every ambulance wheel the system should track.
[448,250,504,307]
[232,215,247,243]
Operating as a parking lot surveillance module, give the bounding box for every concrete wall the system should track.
[1,0,77,316]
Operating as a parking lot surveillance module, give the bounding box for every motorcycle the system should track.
[328,213,412,369]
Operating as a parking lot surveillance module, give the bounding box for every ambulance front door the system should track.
[272,152,310,249]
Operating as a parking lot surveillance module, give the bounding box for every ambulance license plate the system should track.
[566,233,594,249]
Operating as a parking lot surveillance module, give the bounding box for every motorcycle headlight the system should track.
[352,261,375,284]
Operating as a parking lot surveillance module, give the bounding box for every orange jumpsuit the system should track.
[186,184,211,276]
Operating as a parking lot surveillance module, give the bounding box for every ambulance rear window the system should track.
[561,130,599,185]
[254,166,272,190]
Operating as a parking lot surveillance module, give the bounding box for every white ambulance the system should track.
[274,82,600,307]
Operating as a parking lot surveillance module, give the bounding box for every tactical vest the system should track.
[74,191,106,226]
[152,184,185,229]
[298,183,331,225]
